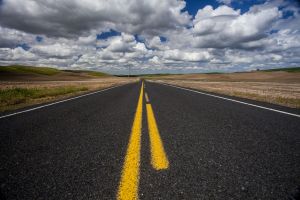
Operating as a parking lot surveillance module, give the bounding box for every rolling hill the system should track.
[0,65,110,81]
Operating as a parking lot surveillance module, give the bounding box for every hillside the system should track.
[0,65,110,81]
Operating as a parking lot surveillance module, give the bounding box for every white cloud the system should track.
[163,49,211,62]
[0,27,36,48]
[134,43,148,52]
[0,47,37,61]
[194,5,240,22]
[31,43,79,58]
[192,5,281,48]
[0,0,190,37]
[0,0,299,74]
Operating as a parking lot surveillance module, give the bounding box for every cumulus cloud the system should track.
[0,27,36,48]
[0,0,299,74]
[0,0,190,37]
[163,49,211,62]
[192,5,281,48]
[0,47,37,61]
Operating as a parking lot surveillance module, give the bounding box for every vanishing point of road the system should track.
[1,81,299,199]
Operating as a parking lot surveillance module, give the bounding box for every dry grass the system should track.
[150,78,300,108]
[0,77,138,112]
[148,70,300,108]
[150,71,300,83]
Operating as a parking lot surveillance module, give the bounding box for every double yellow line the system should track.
[146,97,169,170]
[117,82,169,200]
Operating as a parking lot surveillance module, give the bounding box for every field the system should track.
[2,65,299,111]
[0,65,137,112]
[147,68,300,108]
[0,65,110,81]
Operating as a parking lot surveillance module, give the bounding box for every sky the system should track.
[0,0,299,74]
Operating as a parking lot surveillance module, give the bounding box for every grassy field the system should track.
[0,65,137,112]
[0,78,137,112]
[147,67,300,108]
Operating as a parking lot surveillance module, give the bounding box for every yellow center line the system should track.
[145,92,149,103]
[146,103,169,170]
[117,82,144,200]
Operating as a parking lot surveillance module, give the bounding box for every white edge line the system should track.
[157,82,300,118]
[0,84,125,119]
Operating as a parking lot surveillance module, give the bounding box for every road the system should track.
[0,81,299,199]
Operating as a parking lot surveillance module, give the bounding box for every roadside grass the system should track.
[232,91,300,108]
[0,65,60,75]
[274,97,300,108]
[0,77,137,113]
[0,86,88,112]
[154,80,300,108]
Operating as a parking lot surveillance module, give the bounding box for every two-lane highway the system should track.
[1,81,299,199]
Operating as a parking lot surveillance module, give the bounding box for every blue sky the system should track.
[183,0,260,15]
[185,0,297,19]
[0,0,299,74]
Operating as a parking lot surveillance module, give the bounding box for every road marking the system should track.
[145,92,149,103]
[146,103,169,170]
[159,82,300,118]
[0,84,127,119]
[117,82,144,200]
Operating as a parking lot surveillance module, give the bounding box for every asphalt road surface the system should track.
[0,81,299,200]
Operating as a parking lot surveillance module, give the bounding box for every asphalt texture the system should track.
[1,81,300,199]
